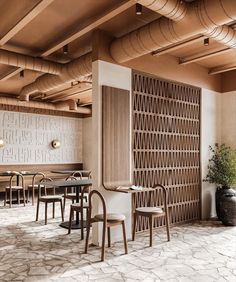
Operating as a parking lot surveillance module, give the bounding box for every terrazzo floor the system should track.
[0,202,235,282]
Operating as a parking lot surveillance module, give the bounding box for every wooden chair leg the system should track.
[132,212,137,241]
[36,200,40,221]
[63,192,66,216]
[9,189,12,208]
[122,221,128,254]
[149,215,153,247]
[107,226,111,247]
[81,208,84,240]
[45,202,48,225]
[85,217,91,254]
[17,190,20,205]
[101,220,107,261]
[4,189,7,206]
[60,200,64,222]
[68,206,73,234]
[52,202,55,218]
[165,212,170,241]
[23,189,26,206]
[32,187,35,206]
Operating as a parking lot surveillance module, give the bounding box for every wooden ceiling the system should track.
[0,0,235,108]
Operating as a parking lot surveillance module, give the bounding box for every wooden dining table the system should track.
[0,171,39,185]
[42,178,92,229]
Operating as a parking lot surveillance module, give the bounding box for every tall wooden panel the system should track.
[102,86,131,188]
[132,72,201,231]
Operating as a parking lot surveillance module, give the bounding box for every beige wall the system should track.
[220,91,236,147]
[82,117,92,170]
[201,89,221,219]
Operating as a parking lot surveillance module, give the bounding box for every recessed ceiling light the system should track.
[136,3,142,15]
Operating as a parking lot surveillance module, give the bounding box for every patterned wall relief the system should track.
[0,111,82,164]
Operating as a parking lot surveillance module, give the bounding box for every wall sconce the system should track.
[51,139,60,149]
[0,139,4,148]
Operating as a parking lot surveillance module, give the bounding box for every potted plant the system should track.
[204,143,236,225]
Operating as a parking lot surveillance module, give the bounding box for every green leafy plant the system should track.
[204,143,236,188]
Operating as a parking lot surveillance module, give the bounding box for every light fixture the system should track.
[136,3,142,15]
[20,70,24,78]
[204,38,209,46]
[51,139,60,149]
[0,139,4,148]
[63,44,68,54]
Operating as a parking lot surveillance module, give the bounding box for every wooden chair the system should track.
[4,172,26,208]
[36,177,64,225]
[132,184,170,247]
[68,185,91,239]
[27,172,46,205]
[85,190,128,261]
[63,175,79,215]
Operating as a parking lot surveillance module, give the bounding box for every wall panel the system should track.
[132,72,201,230]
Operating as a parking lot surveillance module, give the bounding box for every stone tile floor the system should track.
[0,203,235,282]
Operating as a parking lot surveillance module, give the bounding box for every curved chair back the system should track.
[88,190,107,222]
[71,171,82,179]
[38,177,53,197]
[65,175,77,193]
[32,172,45,187]
[151,183,168,213]
[10,172,24,188]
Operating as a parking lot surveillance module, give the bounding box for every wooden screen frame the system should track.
[132,71,202,231]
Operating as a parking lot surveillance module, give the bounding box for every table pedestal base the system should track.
[59,220,87,229]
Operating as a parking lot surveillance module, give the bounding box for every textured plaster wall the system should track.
[0,111,82,164]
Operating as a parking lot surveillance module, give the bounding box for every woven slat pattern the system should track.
[132,72,201,231]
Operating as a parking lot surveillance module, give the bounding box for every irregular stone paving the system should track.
[0,202,235,282]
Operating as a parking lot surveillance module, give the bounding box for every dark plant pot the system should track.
[215,187,236,220]
[220,193,236,226]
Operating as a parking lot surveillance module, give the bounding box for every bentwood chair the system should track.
[36,177,64,225]
[4,172,26,208]
[85,190,128,261]
[132,184,170,247]
[63,174,82,215]
[27,172,46,205]
[68,184,91,239]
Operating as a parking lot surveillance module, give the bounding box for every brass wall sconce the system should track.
[0,139,4,148]
[51,139,60,149]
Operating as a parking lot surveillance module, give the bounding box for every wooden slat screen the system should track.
[132,72,201,231]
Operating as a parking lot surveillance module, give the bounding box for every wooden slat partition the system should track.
[0,163,83,192]
[132,72,201,231]
[102,86,131,188]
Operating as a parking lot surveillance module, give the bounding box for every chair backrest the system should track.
[32,172,45,187]
[71,171,82,179]
[88,190,107,221]
[38,177,53,197]
[9,172,24,188]
[151,183,168,212]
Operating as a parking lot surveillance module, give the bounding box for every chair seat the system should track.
[28,184,45,188]
[6,186,23,190]
[95,213,126,222]
[39,195,62,202]
[136,207,164,214]
[63,192,76,198]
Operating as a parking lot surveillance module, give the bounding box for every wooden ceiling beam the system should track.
[0,67,23,81]
[179,48,233,65]
[152,35,205,56]
[41,0,136,57]
[52,88,92,102]
[0,0,55,46]
[209,63,236,75]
